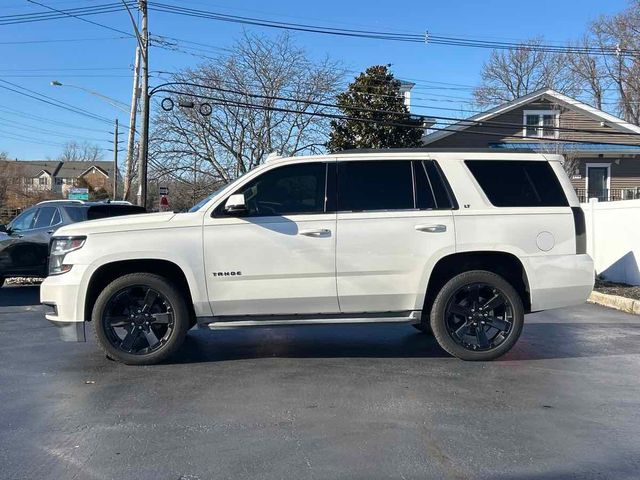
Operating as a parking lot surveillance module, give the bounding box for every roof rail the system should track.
[96,199,133,205]
[36,199,85,205]
[265,152,283,162]
[336,147,537,154]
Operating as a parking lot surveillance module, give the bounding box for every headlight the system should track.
[49,237,86,275]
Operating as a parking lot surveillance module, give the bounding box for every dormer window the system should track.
[523,110,559,138]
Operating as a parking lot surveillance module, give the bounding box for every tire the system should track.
[92,273,190,365]
[412,322,433,335]
[429,270,524,361]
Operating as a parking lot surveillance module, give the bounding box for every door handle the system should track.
[415,224,447,233]
[299,228,331,237]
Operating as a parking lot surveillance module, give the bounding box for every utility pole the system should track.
[113,118,119,198]
[136,0,149,208]
[123,46,141,201]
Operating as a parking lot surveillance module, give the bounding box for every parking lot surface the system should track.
[1,285,640,480]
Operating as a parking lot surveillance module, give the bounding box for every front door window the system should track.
[9,209,37,233]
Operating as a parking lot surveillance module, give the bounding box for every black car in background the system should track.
[0,200,145,287]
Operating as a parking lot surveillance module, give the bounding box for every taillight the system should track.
[571,207,586,254]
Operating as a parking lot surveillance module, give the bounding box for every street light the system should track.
[50,80,130,114]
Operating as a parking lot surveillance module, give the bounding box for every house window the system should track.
[55,178,63,185]
[523,110,559,138]
[39,177,47,186]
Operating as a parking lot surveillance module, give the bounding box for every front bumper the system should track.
[526,254,595,312]
[40,264,89,342]
[48,319,86,342]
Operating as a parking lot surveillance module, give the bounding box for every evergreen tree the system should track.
[327,65,424,152]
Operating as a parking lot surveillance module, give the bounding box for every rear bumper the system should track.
[526,254,594,312]
[40,265,88,342]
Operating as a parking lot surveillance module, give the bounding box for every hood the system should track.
[55,212,177,236]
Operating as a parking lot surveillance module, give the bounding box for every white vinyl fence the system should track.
[581,199,640,286]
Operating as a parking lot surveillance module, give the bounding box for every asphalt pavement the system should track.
[1,285,639,480]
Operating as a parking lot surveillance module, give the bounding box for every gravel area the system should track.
[594,279,640,300]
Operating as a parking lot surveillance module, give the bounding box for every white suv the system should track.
[41,149,594,364]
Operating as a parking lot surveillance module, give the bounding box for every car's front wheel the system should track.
[92,273,189,365]
[430,270,524,361]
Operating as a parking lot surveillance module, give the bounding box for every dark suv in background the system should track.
[0,200,145,287]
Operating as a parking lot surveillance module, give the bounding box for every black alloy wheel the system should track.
[430,270,524,361]
[93,273,189,365]
[444,283,513,351]
[103,285,175,355]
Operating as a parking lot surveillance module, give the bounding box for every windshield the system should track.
[188,186,226,212]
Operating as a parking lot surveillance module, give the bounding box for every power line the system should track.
[0,0,127,26]
[0,105,112,133]
[146,1,639,57]
[21,0,135,37]
[153,88,640,147]
[0,118,108,143]
[0,129,67,147]
[152,81,640,137]
[0,35,130,45]
[0,79,116,125]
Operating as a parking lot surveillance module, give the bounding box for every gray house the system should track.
[423,88,640,202]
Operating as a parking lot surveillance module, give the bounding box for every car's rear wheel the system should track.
[430,270,524,361]
[92,273,189,365]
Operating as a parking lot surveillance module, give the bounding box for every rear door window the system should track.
[338,161,413,212]
[33,207,57,229]
[465,160,568,207]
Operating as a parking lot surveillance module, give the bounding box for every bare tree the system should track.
[58,141,103,162]
[473,38,579,107]
[149,32,344,193]
[590,3,640,124]
[565,36,609,110]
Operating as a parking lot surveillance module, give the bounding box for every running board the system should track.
[199,310,421,330]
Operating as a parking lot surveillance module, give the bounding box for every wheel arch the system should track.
[423,251,531,316]
[83,259,197,326]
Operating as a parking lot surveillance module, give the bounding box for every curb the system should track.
[588,291,640,316]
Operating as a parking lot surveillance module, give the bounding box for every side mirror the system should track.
[224,193,248,215]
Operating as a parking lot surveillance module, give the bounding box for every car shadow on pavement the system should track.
[0,286,40,307]
[165,320,640,364]
[169,325,450,364]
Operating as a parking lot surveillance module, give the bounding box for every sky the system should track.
[0,0,630,160]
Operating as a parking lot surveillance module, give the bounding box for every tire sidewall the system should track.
[93,273,189,365]
[430,270,524,361]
